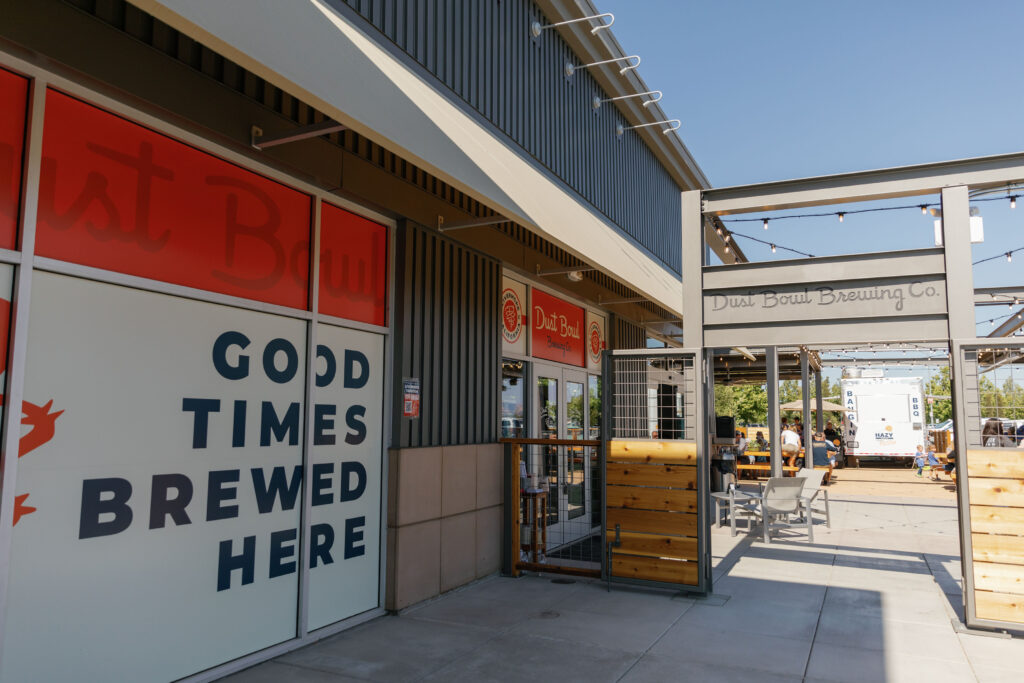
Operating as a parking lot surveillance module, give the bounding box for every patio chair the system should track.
[752,477,810,543]
[796,468,831,530]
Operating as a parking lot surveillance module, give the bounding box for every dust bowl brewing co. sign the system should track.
[531,289,584,366]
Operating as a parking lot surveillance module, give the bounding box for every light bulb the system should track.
[1008,252,1013,263]
[763,219,769,230]
[920,205,927,215]
[1012,196,1017,209]
[770,244,776,253]
[716,226,723,236]
[838,212,845,223]
[724,245,730,254]
[724,233,731,242]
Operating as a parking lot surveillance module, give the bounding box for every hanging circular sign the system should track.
[501,288,523,343]
[588,320,602,363]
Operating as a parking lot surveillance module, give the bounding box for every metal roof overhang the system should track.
[134,0,689,318]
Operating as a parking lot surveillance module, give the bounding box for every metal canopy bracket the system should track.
[436,215,507,233]
[250,120,347,151]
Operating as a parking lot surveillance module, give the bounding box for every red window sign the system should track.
[36,90,312,309]
[318,201,388,327]
[531,289,585,367]
[0,68,29,251]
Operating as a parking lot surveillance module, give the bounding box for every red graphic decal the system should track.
[36,90,312,309]
[19,399,64,458]
[0,67,29,251]
[501,287,523,343]
[531,290,585,367]
[0,395,64,457]
[13,493,35,525]
[0,395,64,526]
[589,321,602,362]
[318,201,388,326]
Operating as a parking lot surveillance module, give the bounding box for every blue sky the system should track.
[601,0,1023,333]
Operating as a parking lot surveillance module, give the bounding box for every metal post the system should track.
[801,350,812,459]
[815,370,824,432]
[767,346,782,477]
[941,186,975,340]
[681,191,703,348]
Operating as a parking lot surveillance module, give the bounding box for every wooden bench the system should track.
[736,462,833,483]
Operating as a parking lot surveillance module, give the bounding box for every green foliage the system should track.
[924,366,953,423]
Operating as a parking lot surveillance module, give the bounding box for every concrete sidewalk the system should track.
[226,495,1023,682]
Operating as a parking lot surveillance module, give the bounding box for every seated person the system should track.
[752,431,768,461]
[735,430,751,463]
[810,431,838,477]
[942,450,957,480]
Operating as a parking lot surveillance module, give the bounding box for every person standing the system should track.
[824,421,839,444]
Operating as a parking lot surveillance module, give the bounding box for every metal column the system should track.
[767,346,782,477]
[815,370,824,432]
[801,350,812,458]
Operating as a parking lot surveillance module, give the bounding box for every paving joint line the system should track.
[612,598,697,682]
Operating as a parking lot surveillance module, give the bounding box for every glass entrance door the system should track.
[533,363,593,550]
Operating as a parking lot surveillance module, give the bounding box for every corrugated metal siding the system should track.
[612,316,646,351]
[393,220,500,448]
[333,0,683,274]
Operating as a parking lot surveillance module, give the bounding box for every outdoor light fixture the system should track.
[771,244,776,253]
[920,205,928,215]
[763,218,769,230]
[615,119,680,137]
[838,212,845,223]
[1008,252,1014,263]
[592,90,662,111]
[566,270,584,282]
[1012,196,1017,209]
[531,12,613,38]
[566,55,639,78]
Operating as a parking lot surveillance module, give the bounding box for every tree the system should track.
[735,385,768,425]
[924,366,952,423]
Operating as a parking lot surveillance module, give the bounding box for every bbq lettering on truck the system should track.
[76,330,371,591]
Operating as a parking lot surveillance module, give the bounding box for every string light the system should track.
[973,245,1024,266]
[1012,196,1017,209]
[721,194,1012,228]
[728,230,813,258]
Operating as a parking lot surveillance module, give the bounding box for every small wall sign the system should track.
[402,378,420,418]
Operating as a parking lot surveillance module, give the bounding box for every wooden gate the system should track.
[603,350,708,592]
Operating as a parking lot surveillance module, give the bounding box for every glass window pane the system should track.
[538,377,557,439]
[501,359,524,438]
[588,375,601,439]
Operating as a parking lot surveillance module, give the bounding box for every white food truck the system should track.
[842,372,926,463]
